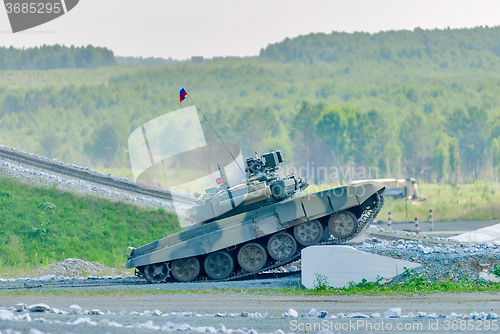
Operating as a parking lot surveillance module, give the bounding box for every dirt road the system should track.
[1,292,500,333]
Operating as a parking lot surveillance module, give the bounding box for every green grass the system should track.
[0,176,180,277]
[302,181,500,222]
[2,277,500,297]
[379,182,500,222]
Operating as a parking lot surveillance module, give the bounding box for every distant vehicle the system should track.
[350,178,418,200]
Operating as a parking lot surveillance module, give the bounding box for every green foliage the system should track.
[0,45,116,70]
[493,265,500,277]
[310,268,500,295]
[0,176,180,272]
[260,26,500,69]
[84,121,127,166]
[314,105,357,166]
[3,27,500,182]
[434,143,449,183]
[116,56,178,67]
[492,137,500,168]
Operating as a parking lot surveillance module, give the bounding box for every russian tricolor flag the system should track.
[180,86,188,102]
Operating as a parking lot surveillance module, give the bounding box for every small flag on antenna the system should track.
[180,86,188,102]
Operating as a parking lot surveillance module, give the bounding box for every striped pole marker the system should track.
[429,209,434,232]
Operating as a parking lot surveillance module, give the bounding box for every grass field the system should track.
[379,182,500,222]
[0,176,180,278]
[304,181,500,222]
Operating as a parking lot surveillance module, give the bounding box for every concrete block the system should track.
[301,245,421,289]
[450,223,500,244]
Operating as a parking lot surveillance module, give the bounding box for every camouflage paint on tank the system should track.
[123,181,384,269]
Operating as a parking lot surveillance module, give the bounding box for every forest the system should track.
[1,26,500,185]
[0,45,116,70]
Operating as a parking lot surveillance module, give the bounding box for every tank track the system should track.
[141,193,384,283]
[219,193,384,282]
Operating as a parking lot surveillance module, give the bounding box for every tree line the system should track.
[2,27,500,184]
[0,45,116,70]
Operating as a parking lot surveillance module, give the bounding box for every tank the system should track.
[123,150,385,283]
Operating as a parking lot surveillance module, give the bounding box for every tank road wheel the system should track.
[328,211,358,239]
[144,262,170,284]
[204,251,234,280]
[237,243,267,272]
[293,220,324,246]
[267,232,298,262]
[171,257,201,282]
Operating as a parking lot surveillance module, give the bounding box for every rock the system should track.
[423,247,432,254]
[488,313,499,319]
[15,303,26,312]
[28,329,45,334]
[153,310,162,316]
[308,308,318,317]
[347,312,369,318]
[73,317,92,325]
[479,272,500,282]
[384,308,401,318]
[51,308,67,315]
[17,313,32,322]
[70,305,81,314]
[91,309,104,315]
[162,322,178,331]
[447,312,461,319]
[0,309,14,321]
[38,274,55,281]
[28,304,51,313]
[286,309,298,317]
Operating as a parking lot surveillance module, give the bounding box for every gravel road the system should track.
[1,293,500,334]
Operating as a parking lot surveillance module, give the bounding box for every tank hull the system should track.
[124,181,385,275]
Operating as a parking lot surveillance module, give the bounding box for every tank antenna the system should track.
[183,88,249,185]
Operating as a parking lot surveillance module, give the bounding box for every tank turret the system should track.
[185,150,308,224]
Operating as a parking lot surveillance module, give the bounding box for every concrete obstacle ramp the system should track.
[301,245,421,289]
[449,223,500,244]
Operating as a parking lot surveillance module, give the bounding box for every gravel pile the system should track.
[32,258,130,278]
[356,236,500,283]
